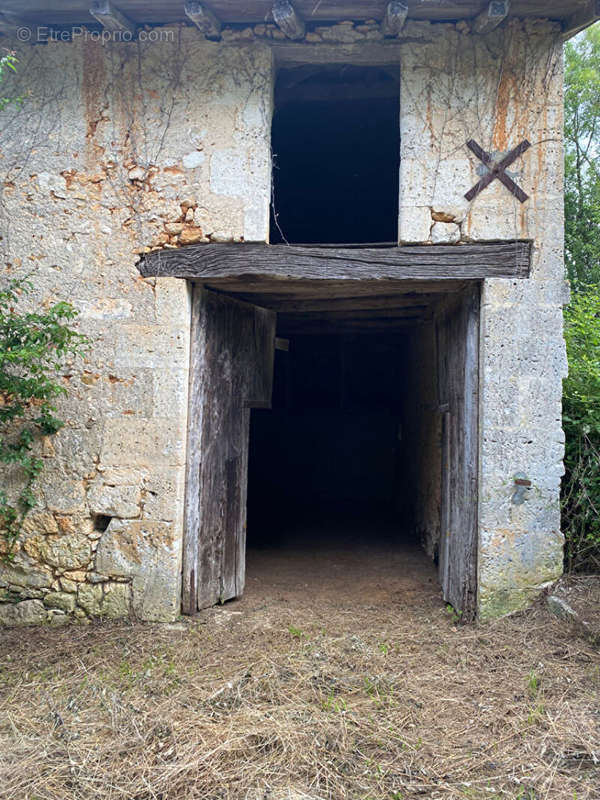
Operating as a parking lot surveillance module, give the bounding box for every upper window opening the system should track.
[270,64,400,246]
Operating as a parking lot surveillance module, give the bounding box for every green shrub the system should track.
[562,287,600,572]
[0,279,87,558]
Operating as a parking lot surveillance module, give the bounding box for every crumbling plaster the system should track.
[0,17,568,623]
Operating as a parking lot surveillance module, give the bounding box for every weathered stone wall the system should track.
[0,32,273,624]
[398,19,568,617]
[0,17,567,623]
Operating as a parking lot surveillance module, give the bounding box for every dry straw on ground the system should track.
[0,578,598,800]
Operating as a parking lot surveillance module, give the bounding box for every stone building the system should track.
[0,0,596,626]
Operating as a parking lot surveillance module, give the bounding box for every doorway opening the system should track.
[244,286,479,614]
[182,281,479,620]
[270,64,400,244]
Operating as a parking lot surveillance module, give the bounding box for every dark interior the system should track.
[270,64,400,245]
[247,331,415,548]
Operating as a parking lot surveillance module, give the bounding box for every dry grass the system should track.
[0,589,598,800]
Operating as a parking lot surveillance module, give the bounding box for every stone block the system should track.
[87,481,141,519]
[96,519,181,621]
[21,512,58,536]
[100,419,186,468]
[23,534,91,570]
[44,591,76,613]
[0,562,53,589]
[431,221,460,243]
[102,582,132,619]
[60,578,78,593]
[398,206,430,243]
[113,325,188,370]
[40,477,86,515]
[154,278,191,328]
[77,584,103,616]
[141,467,185,523]
[210,149,246,197]
[0,600,47,627]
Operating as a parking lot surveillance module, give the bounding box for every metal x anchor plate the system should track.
[464,139,531,203]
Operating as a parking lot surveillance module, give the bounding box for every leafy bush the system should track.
[0,279,87,558]
[562,288,600,571]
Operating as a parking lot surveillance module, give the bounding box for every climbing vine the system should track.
[0,279,87,559]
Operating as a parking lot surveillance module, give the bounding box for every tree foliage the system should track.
[562,24,600,571]
[0,51,21,113]
[562,289,600,571]
[564,25,600,290]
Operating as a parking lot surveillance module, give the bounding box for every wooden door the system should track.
[436,286,480,620]
[182,287,276,613]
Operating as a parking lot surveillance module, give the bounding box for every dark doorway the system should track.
[270,64,400,244]
[247,333,411,542]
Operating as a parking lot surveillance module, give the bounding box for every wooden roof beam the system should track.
[89,0,135,34]
[472,0,510,34]
[381,1,408,38]
[272,0,305,40]
[184,0,222,40]
[562,0,600,39]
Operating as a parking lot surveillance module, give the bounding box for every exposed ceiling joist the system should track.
[278,315,426,334]
[204,280,468,301]
[472,0,510,34]
[184,0,222,39]
[272,0,305,40]
[222,292,439,313]
[381,1,408,37]
[89,0,135,34]
[562,0,600,38]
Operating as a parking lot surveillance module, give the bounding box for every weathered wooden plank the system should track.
[223,292,439,313]
[272,0,305,39]
[436,286,479,620]
[472,0,510,34]
[381,1,408,36]
[184,0,222,39]
[89,0,136,32]
[203,279,468,302]
[183,289,275,612]
[141,241,532,282]
[181,283,204,615]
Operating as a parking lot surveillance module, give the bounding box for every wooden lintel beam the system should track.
[184,0,222,40]
[89,0,136,34]
[381,1,408,38]
[272,0,305,40]
[472,0,510,34]
[140,241,532,282]
[562,0,600,39]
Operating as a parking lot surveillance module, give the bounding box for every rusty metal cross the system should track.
[464,139,531,203]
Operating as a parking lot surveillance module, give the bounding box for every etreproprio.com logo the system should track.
[16,26,176,43]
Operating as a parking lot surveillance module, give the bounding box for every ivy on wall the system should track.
[0,279,87,558]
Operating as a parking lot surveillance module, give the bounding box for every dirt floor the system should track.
[0,535,599,800]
